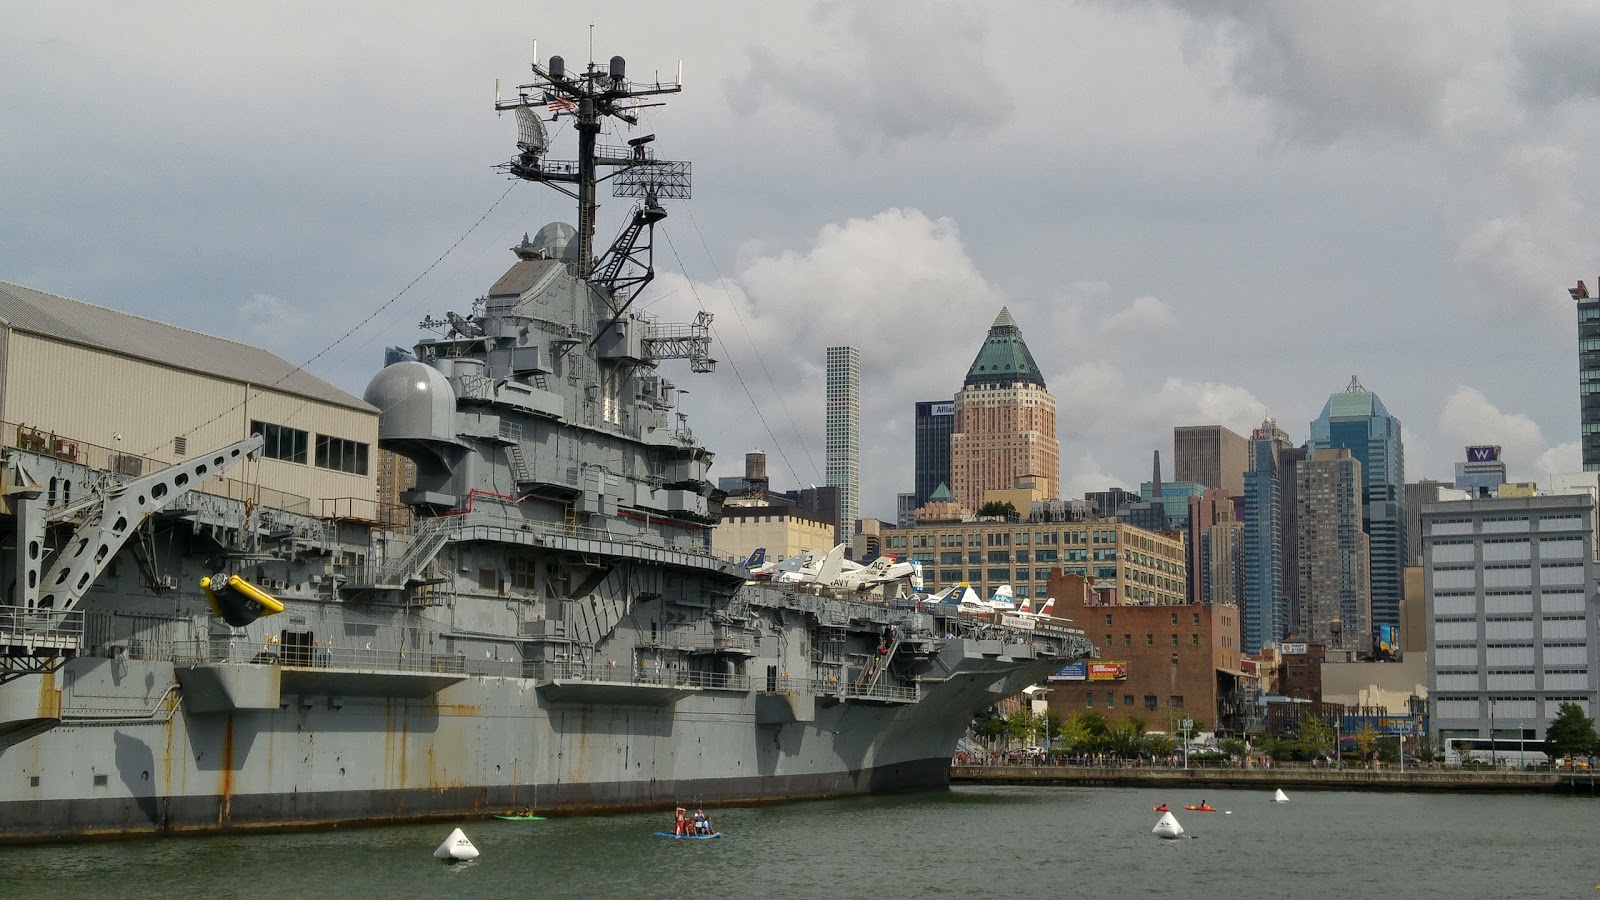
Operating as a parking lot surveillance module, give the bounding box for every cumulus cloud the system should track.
[725,2,1013,153]
[1454,145,1599,318]
[1537,441,1583,482]
[236,293,307,353]
[1436,386,1569,483]
[652,207,1009,514]
[1513,3,1600,105]
[1134,0,1468,143]
[1099,295,1177,343]
[1063,452,1121,501]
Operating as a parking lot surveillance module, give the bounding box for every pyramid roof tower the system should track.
[963,307,1045,388]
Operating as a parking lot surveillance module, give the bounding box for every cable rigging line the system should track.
[140,183,519,458]
[632,105,823,486]
[677,201,824,485]
[660,228,810,493]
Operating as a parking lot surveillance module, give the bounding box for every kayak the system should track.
[654,831,723,839]
[1152,805,1170,812]
[1182,806,1216,812]
[495,814,547,821]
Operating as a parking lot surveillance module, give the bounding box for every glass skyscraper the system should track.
[1574,281,1600,471]
[1309,377,1406,636]
[1242,418,1295,652]
[913,399,955,508]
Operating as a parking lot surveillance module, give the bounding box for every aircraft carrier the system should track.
[0,46,1091,842]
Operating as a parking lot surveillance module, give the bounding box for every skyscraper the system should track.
[1296,448,1372,654]
[1174,425,1248,496]
[1242,418,1299,652]
[1455,445,1508,498]
[1572,280,1600,471]
[913,399,956,508]
[949,308,1059,511]
[825,346,860,538]
[1201,519,1245,606]
[1187,488,1236,603]
[1310,376,1406,636]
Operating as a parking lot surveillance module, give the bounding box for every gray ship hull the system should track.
[0,646,1061,842]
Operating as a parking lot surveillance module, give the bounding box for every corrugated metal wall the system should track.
[3,333,378,509]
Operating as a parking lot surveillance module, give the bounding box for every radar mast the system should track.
[495,47,691,308]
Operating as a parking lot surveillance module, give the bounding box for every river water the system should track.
[1,785,1593,898]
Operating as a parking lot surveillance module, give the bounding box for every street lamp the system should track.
[1489,697,1498,769]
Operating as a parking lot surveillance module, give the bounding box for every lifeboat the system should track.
[200,574,286,626]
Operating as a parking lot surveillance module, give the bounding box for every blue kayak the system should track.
[654,831,722,839]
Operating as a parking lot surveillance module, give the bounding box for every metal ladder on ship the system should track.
[854,629,903,698]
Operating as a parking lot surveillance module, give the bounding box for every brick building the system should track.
[1043,572,1246,735]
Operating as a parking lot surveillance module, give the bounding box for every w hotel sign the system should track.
[1465,445,1501,462]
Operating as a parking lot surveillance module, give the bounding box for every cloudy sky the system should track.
[6,2,1600,519]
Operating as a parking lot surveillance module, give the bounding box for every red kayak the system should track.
[1182,805,1216,812]
[1152,805,1170,812]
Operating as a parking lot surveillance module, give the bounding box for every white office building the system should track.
[1422,493,1600,747]
[825,346,860,539]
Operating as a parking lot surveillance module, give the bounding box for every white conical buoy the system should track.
[1272,788,1290,803]
[1152,811,1184,839]
[434,827,480,861]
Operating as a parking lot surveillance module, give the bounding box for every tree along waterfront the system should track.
[971,705,1600,771]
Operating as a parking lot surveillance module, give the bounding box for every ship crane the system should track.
[2,435,266,685]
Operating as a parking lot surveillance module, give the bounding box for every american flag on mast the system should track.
[544,90,577,113]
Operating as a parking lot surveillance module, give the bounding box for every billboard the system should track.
[1048,661,1087,681]
[1377,624,1399,657]
[930,402,954,416]
[1281,642,1308,655]
[1465,445,1501,462]
[1088,661,1129,681]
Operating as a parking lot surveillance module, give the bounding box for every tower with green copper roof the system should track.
[950,308,1059,511]
[962,306,1047,389]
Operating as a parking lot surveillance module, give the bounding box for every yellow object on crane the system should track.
[200,574,286,627]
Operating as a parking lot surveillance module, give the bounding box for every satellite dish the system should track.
[514,106,547,156]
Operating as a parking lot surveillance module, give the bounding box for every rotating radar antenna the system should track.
[494,43,691,309]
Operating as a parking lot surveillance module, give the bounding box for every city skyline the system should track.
[4,5,1597,522]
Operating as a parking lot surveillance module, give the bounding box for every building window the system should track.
[314,434,370,475]
[1171,613,1179,625]
[251,420,308,464]
[1171,695,1184,708]
[1105,614,1113,626]
[1123,694,1135,707]
[1085,693,1094,708]
[1191,634,1199,645]
[1171,634,1178,646]
[1124,634,1132,646]
[1105,635,1113,647]
[1144,694,1158,709]
[1146,634,1154,646]
[1193,613,1200,625]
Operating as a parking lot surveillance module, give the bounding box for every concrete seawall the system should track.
[952,765,1600,796]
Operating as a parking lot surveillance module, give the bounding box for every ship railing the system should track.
[453,509,736,565]
[533,660,751,691]
[642,631,756,654]
[760,675,813,694]
[842,680,919,702]
[0,606,84,647]
[82,609,200,661]
[184,641,466,675]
